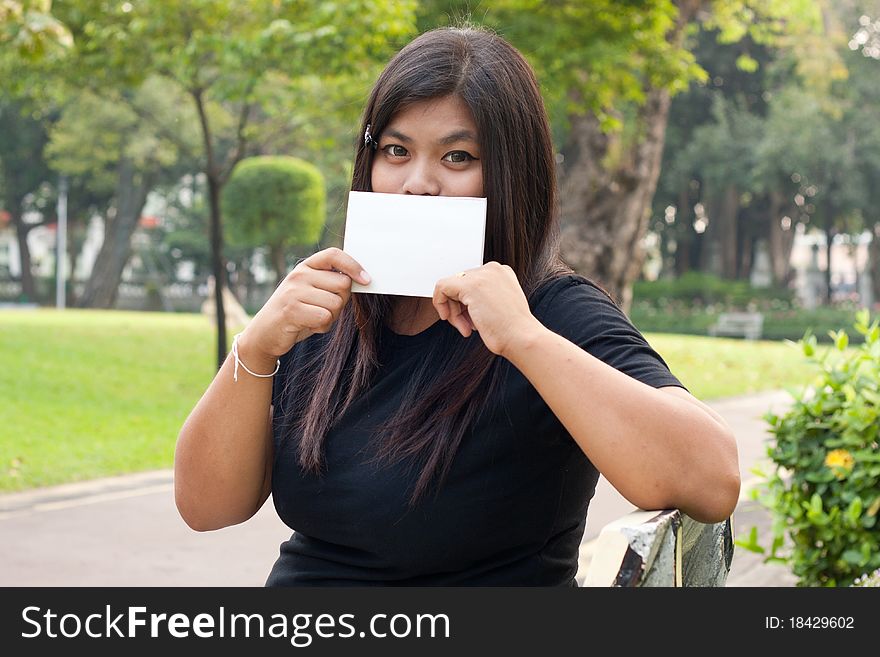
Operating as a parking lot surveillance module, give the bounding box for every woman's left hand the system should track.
[433,261,542,357]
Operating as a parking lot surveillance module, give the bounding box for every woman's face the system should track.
[370,95,484,198]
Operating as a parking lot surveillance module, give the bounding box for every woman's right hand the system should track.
[235,247,370,365]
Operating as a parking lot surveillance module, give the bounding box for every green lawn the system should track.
[0,309,220,492]
[0,309,817,492]
[645,332,815,400]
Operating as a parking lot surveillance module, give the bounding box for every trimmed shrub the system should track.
[222,156,326,280]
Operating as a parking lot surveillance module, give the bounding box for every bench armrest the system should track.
[582,509,733,587]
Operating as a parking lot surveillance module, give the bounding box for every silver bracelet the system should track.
[231,333,280,382]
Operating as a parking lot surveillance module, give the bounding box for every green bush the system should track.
[632,271,794,308]
[222,155,326,279]
[629,302,869,343]
[737,309,880,586]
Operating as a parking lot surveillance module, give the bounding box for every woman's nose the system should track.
[402,161,441,196]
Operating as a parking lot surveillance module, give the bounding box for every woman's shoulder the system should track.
[529,273,621,318]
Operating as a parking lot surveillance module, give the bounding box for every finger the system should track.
[292,288,347,320]
[447,309,473,338]
[306,269,357,295]
[460,307,476,332]
[448,300,476,335]
[432,276,464,320]
[432,278,473,338]
[433,290,456,322]
[304,247,371,285]
[448,298,463,323]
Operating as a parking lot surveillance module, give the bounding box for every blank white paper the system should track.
[342,191,487,298]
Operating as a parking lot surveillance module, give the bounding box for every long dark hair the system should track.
[281,26,572,503]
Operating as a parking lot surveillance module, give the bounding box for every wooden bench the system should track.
[582,509,733,587]
[708,312,763,340]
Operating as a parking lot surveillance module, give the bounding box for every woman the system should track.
[174,26,740,586]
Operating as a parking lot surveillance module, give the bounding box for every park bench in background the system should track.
[582,509,733,586]
[708,311,764,340]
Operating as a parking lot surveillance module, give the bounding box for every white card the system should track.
[342,191,487,297]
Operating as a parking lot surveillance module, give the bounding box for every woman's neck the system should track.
[387,297,439,335]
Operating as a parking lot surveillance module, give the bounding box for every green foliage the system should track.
[633,271,793,307]
[0,100,55,209]
[630,301,872,344]
[222,155,325,251]
[55,1,416,96]
[418,0,698,132]
[737,309,880,586]
[0,0,72,58]
[45,78,196,196]
[852,567,880,587]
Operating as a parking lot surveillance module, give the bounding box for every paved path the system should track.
[0,389,798,586]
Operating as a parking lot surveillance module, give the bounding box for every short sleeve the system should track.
[531,275,686,391]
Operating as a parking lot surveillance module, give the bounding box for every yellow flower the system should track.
[825,449,855,478]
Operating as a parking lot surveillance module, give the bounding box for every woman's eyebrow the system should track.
[438,130,478,145]
[382,127,478,145]
[383,128,411,143]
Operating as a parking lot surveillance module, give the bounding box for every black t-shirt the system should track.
[265,274,684,586]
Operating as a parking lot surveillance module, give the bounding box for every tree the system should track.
[844,5,880,303]
[0,0,71,57]
[652,24,778,281]
[0,101,55,301]
[54,0,416,368]
[421,0,825,310]
[759,83,867,304]
[45,78,197,308]
[223,156,326,285]
[677,95,765,279]
[0,1,72,302]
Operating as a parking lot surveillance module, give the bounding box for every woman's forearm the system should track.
[174,339,277,531]
[502,322,740,523]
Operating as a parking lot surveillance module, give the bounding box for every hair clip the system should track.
[364,124,379,150]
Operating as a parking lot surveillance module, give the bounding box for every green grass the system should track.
[645,332,815,400]
[0,309,221,492]
[0,309,818,492]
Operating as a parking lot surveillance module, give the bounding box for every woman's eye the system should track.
[382,144,408,157]
[443,150,476,163]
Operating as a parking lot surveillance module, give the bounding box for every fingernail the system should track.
[360,270,371,284]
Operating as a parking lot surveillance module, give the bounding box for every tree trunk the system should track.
[716,184,739,279]
[65,200,89,307]
[193,90,229,370]
[869,222,880,305]
[269,244,286,287]
[767,191,797,286]
[558,88,672,312]
[556,0,706,311]
[673,185,695,276]
[206,172,228,369]
[78,159,152,308]
[66,223,80,307]
[824,224,834,306]
[11,208,37,301]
